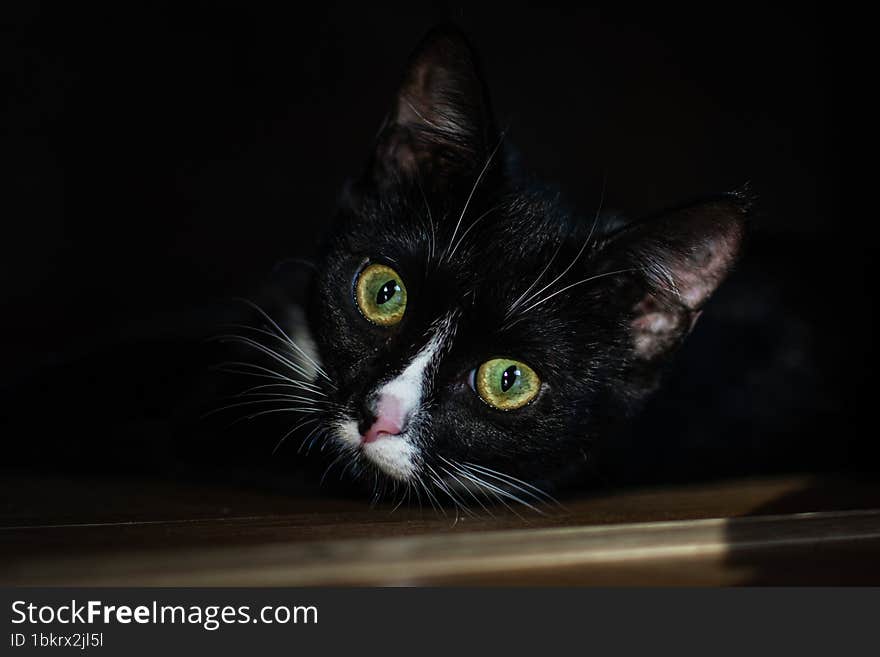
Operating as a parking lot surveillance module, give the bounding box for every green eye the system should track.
[355,263,407,326]
[472,358,541,410]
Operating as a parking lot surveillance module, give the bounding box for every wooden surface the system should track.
[2,472,880,585]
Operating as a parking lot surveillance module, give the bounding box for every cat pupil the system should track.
[501,365,519,392]
[376,280,398,305]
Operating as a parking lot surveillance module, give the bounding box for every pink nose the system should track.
[361,394,406,443]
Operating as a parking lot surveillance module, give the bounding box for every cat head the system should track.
[303,26,748,499]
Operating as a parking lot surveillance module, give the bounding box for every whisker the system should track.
[461,461,563,509]
[202,397,322,419]
[506,241,563,317]
[439,464,495,517]
[300,426,329,455]
[232,298,335,386]
[415,176,437,271]
[213,334,313,381]
[234,382,325,397]
[212,361,299,384]
[513,235,591,314]
[445,463,524,519]
[213,367,287,384]
[229,392,323,404]
[417,472,446,516]
[514,268,639,318]
[446,458,545,515]
[222,323,329,384]
[273,417,320,455]
[426,464,473,518]
[228,371,323,396]
[446,202,504,261]
[442,130,507,263]
[320,452,348,486]
[390,484,410,514]
[239,407,319,421]
[508,178,608,316]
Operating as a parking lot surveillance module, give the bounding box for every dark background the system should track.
[1,3,869,484]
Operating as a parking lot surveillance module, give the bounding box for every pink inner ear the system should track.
[628,203,745,360]
[631,297,682,360]
[670,230,742,312]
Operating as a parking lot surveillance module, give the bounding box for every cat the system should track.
[207,25,752,507]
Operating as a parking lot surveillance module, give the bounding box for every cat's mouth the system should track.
[335,419,418,481]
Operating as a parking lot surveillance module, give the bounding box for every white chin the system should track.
[334,420,417,481]
[361,435,418,481]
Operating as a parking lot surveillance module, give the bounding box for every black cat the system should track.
[231,26,751,505]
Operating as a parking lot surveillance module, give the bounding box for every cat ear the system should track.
[368,25,498,190]
[599,192,751,361]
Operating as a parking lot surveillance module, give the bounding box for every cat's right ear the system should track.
[595,191,751,363]
[363,25,499,193]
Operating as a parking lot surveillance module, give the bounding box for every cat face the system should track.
[301,27,747,501]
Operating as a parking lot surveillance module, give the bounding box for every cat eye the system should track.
[355,263,408,326]
[470,358,541,411]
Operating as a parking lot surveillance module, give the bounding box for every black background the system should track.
[1,3,868,482]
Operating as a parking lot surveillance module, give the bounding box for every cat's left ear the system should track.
[597,191,751,362]
[367,25,499,191]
